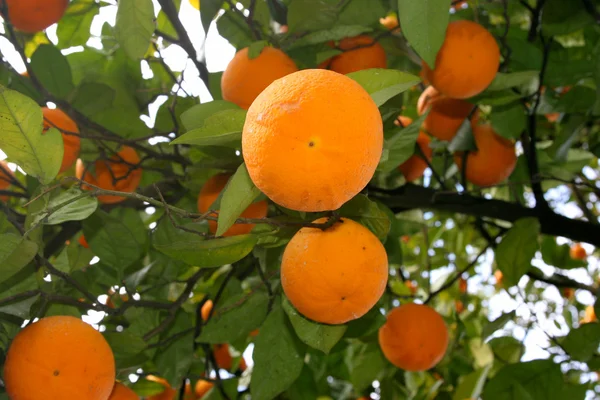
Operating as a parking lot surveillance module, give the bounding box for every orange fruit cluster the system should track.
[394,116,432,182]
[3,316,117,399]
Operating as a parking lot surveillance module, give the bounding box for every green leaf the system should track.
[251,303,305,400]
[347,341,386,392]
[30,44,74,99]
[286,366,319,400]
[542,0,594,36]
[378,113,426,173]
[0,294,39,319]
[490,102,527,140]
[495,217,540,287]
[453,365,492,400]
[397,0,452,67]
[248,41,270,59]
[540,235,586,270]
[482,311,516,340]
[33,188,98,225]
[171,109,247,146]
[561,323,600,362]
[203,379,239,400]
[216,163,261,236]
[197,291,269,344]
[0,234,38,285]
[83,209,148,270]
[0,86,63,184]
[347,69,421,107]
[448,118,476,152]
[485,71,539,92]
[154,310,194,386]
[289,25,372,48]
[153,217,257,267]
[338,195,390,241]
[344,304,386,338]
[488,336,524,364]
[115,0,155,60]
[56,1,99,48]
[216,11,254,49]
[282,296,347,354]
[180,100,240,131]
[201,0,225,33]
[104,331,147,360]
[287,0,339,33]
[71,82,116,116]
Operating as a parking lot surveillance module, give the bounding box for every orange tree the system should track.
[0,0,599,399]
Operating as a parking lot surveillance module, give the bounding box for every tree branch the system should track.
[371,184,600,246]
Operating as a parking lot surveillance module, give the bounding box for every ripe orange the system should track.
[243,69,383,212]
[0,0,68,33]
[562,287,575,300]
[221,46,298,109]
[42,107,80,174]
[326,36,387,75]
[494,270,504,287]
[195,380,214,398]
[422,20,500,99]
[581,305,597,324]
[395,116,432,182]
[108,382,139,400]
[378,303,449,371]
[201,299,214,321]
[0,160,14,202]
[76,145,143,204]
[417,86,477,141]
[453,123,516,187]
[197,173,268,236]
[281,218,389,324]
[3,316,115,400]
[458,277,467,294]
[78,234,89,248]
[455,300,464,313]
[570,243,587,260]
[213,343,246,371]
[380,15,400,32]
[146,376,176,400]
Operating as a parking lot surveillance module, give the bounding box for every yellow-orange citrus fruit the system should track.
[562,287,575,300]
[78,234,89,248]
[243,69,383,212]
[458,277,467,294]
[0,0,68,33]
[221,46,298,109]
[42,107,80,174]
[108,382,139,400]
[0,160,14,202]
[455,300,464,314]
[327,36,387,75]
[189,0,200,10]
[378,303,449,371]
[494,270,504,287]
[76,146,143,204]
[417,86,478,141]
[146,376,176,400]
[281,218,389,324]
[423,20,500,99]
[3,316,115,400]
[201,299,213,321]
[184,382,195,400]
[581,305,597,324]
[395,116,432,182]
[213,343,246,371]
[380,15,399,31]
[197,173,268,236]
[195,380,214,398]
[570,243,587,260]
[453,123,516,187]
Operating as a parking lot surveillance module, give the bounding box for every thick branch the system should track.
[526,269,596,293]
[371,184,600,246]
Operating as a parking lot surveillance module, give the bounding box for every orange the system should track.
[243,69,383,212]
[380,15,399,32]
[562,287,575,300]
[213,344,246,371]
[42,107,80,174]
[458,277,467,294]
[417,86,478,141]
[78,234,89,248]
[201,299,213,321]
[455,300,464,314]
[281,218,389,324]
[0,160,14,202]
[453,123,516,187]
[146,376,176,400]
[221,46,298,109]
[0,0,68,33]
[395,116,432,182]
[76,145,143,204]
[108,382,139,400]
[451,0,468,10]
[581,305,597,324]
[378,303,449,371]
[279,25,288,33]
[195,380,214,398]
[327,36,387,75]
[184,382,195,400]
[570,243,587,260]
[404,280,417,295]
[197,173,268,236]
[3,316,115,400]
[422,20,500,99]
[494,270,504,287]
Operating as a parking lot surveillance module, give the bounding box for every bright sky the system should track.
[1,0,598,394]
